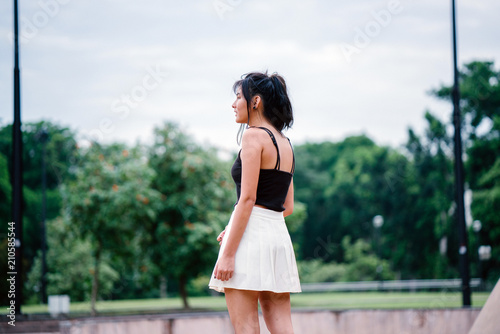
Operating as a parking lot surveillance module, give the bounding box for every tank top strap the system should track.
[253,126,280,170]
[287,137,295,174]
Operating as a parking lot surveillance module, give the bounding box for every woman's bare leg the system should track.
[259,291,294,334]
[225,288,260,334]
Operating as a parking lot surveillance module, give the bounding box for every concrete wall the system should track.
[468,278,500,334]
[53,308,480,334]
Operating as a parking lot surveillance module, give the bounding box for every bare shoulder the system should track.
[240,128,265,162]
[241,127,268,147]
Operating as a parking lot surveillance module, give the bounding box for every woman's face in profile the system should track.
[232,86,248,124]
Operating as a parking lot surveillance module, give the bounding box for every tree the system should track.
[0,153,11,225]
[432,61,500,188]
[293,61,500,282]
[26,216,119,304]
[471,159,500,282]
[65,143,162,315]
[397,112,457,279]
[432,61,500,283]
[294,136,411,270]
[0,121,78,305]
[147,122,234,308]
[0,121,78,267]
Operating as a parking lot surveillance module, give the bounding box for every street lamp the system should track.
[373,215,384,229]
[451,0,471,307]
[12,0,24,315]
[478,246,491,261]
[477,245,491,261]
[373,215,384,287]
[472,220,482,233]
[478,245,492,290]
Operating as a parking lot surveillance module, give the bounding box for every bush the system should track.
[297,236,396,283]
[297,260,347,283]
[342,236,395,281]
[187,275,212,297]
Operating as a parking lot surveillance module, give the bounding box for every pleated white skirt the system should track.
[208,206,301,293]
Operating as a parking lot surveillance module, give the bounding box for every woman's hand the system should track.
[213,255,235,281]
[217,229,226,245]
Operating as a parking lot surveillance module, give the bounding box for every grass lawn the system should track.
[8,291,490,316]
[290,291,489,309]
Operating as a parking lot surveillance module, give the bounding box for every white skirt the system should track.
[208,206,301,293]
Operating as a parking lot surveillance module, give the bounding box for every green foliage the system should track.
[341,236,395,281]
[471,158,500,281]
[0,121,78,199]
[431,60,500,283]
[187,275,213,297]
[294,136,415,274]
[297,260,346,283]
[293,60,499,283]
[0,121,77,305]
[0,153,11,224]
[146,122,234,308]
[0,153,12,306]
[286,201,307,234]
[432,61,500,135]
[25,217,119,304]
[400,112,457,279]
[66,143,162,254]
[286,201,308,256]
[0,121,77,257]
[0,152,13,305]
[65,142,162,312]
[297,236,395,283]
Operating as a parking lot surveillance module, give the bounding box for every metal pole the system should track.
[40,129,49,304]
[12,0,24,315]
[375,227,382,290]
[477,234,482,291]
[451,0,471,307]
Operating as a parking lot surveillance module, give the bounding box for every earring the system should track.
[253,106,256,110]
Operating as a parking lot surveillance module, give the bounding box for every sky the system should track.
[0,0,499,155]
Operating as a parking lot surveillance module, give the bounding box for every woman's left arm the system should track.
[283,179,294,217]
[213,129,262,281]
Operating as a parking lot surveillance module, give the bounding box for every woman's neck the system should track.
[248,115,273,130]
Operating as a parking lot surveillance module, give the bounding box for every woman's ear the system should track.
[252,96,261,110]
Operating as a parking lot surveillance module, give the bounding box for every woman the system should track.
[209,71,301,333]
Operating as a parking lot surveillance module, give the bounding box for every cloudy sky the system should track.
[0,0,499,154]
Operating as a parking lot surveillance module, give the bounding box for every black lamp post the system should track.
[451,0,471,307]
[373,215,384,289]
[472,220,482,288]
[12,0,24,315]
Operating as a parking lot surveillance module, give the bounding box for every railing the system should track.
[301,278,483,292]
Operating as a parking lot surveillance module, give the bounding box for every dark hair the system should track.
[233,71,293,132]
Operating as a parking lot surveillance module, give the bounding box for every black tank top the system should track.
[231,127,295,212]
